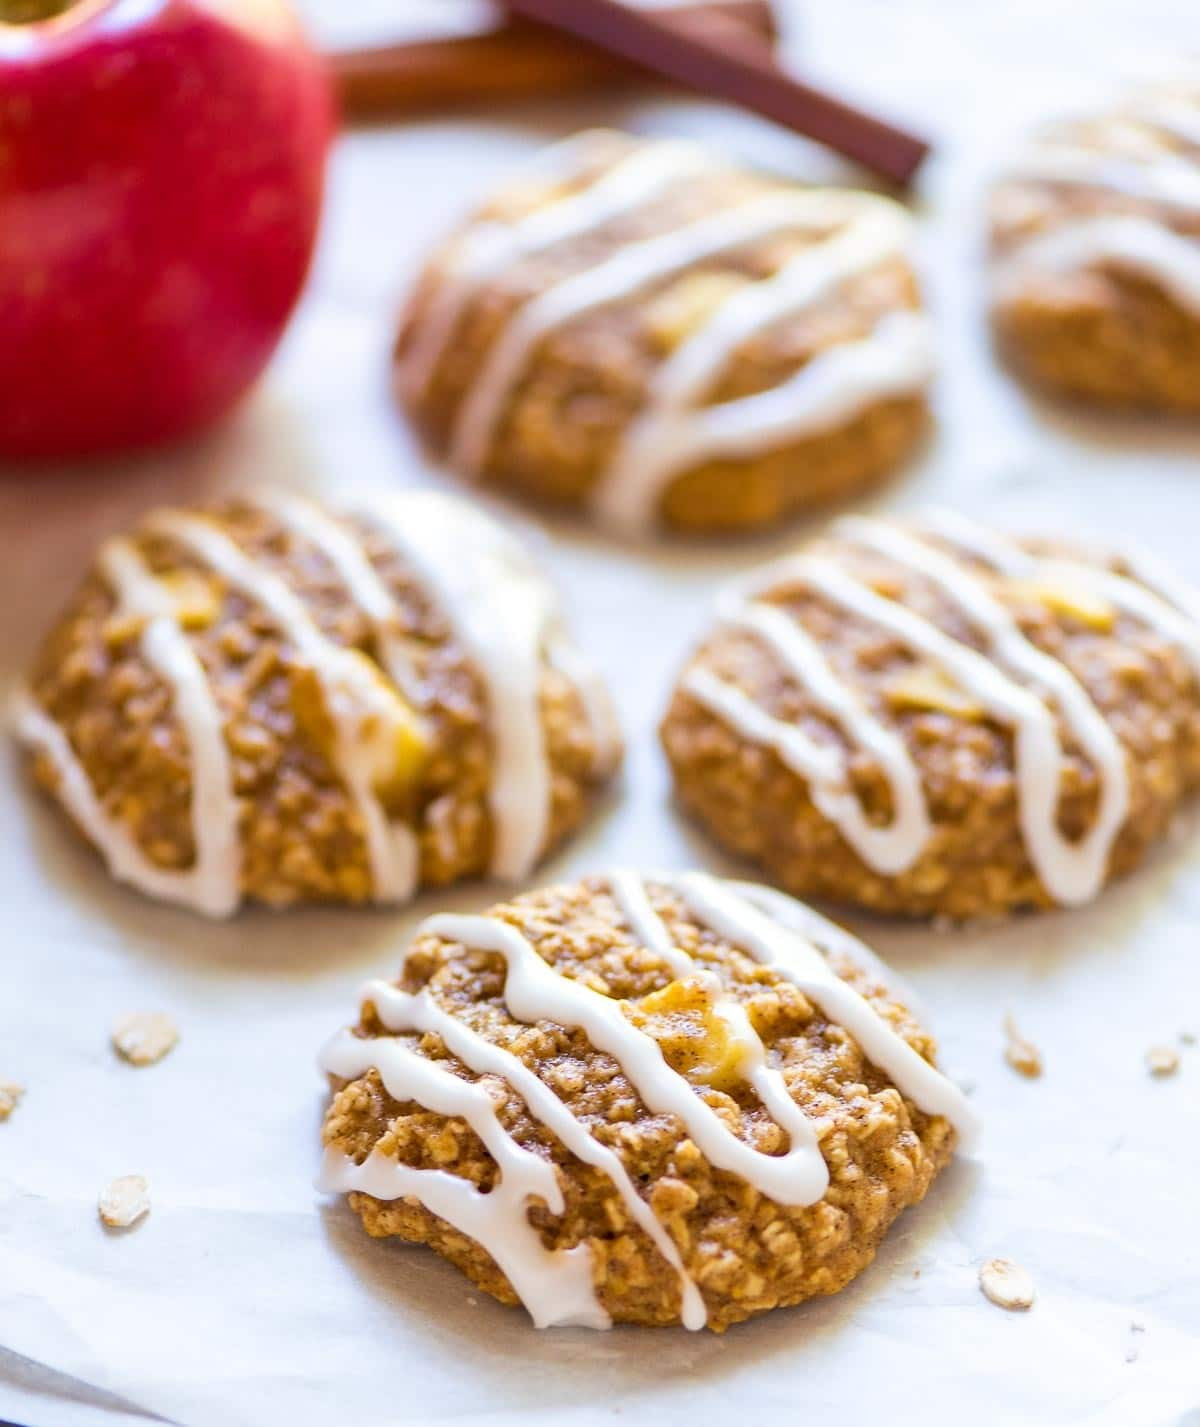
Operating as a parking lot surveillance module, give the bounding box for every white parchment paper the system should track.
[2,3,1199,1423]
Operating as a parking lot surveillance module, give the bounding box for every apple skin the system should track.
[0,0,335,462]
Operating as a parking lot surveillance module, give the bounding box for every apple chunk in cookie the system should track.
[662,511,1200,919]
[396,129,934,537]
[15,490,620,915]
[319,872,975,1331]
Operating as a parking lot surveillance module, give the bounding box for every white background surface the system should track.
[3,3,1200,1425]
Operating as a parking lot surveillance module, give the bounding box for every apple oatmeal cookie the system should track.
[396,130,933,537]
[15,489,620,915]
[989,75,1200,410]
[320,871,974,1330]
[662,511,1200,918]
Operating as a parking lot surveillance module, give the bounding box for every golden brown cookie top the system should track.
[671,510,1200,909]
[16,488,619,916]
[397,129,932,536]
[320,871,974,1330]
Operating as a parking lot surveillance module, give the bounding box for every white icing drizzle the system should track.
[1112,543,1200,628]
[147,510,422,904]
[320,1024,605,1330]
[670,872,974,1135]
[680,513,1200,905]
[449,190,868,478]
[14,539,241,917]
[914,509,1200,678]
[418,908,831,1207]
[362,490,614,879]
[1001,144,1200,211]
[682,533,933,879]
[400,135,712,400]
[252,487,617,878]
[996,86,1200,304]
[319,871,975,1331]
[993,214,1200,315]
[245,488,423,704]
[834,516,1130,905]
[594,202,924,535]
[602,309,932,536]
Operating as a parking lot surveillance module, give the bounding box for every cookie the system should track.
[396,130,933,537]
[662,511,1200,919]
[15,489,620,915]
[989,77,1200,410]
[319,871,974,1331]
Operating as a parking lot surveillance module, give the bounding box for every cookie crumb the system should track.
[98,1175,150,1229]
[112,1012,179,1067]
[1180,1030,1196,1046]
[0,1081,24,1121]
[1003,1015,1043,1077]
[1145,1044,1180,1077]
[979,1257,1035,1311]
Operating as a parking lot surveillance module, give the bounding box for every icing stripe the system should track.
[915,510,1200,677]
[1000,145,1200,211]
[255,487,617,880]
[320,872,975,1330]
[146,511,422,904]
[836,515,1130,906]
[599,311,932,534]
[14,539,241,917]
[672,872,974,1134]
[992,214,1200,315]
[99,539,242,916]
[594,203,922,534]
[334,973,706,1330]
[363,491,560,880]
[449,190,862,477]
[320,1025,605,1330]
[245,489,423,704]
[400,136,712,400]
[419,908,831,1207]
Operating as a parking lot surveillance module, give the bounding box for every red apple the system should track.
[0,0,334,462]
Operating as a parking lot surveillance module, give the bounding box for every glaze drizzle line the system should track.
[995,83,1200,310]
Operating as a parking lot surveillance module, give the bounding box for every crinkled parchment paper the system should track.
[2,3,1199,1423]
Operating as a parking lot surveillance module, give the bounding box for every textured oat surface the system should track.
[990,87,1200,411]
[662,525,1200,918]
[22,498,617,908]
[323,877,956,1330]
[397,131,928,534]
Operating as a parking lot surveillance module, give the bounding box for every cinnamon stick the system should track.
[331,1,779,121]
[502,0,930,184]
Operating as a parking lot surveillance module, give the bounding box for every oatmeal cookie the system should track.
[319,871,974,1330]
[662,510,1200,919]
[15,488,620,915]
[989,76,1200,410]
[396,130,933,537]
